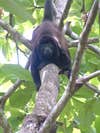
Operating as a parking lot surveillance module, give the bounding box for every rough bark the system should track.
[18,64,59,133]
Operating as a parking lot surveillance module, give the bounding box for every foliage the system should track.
[0,0,100,133]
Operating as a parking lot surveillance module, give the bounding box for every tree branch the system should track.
[0,55,31,109]
[68,38,100,55]
[0,109,12,133]
[76,70,100,95]
[85,82,100,95]
[55,0,73,26]
[78,70,100,83]
[64,21,79,40]
[0,55,31,132]
[0,79,22,109]
[18,64,59,133]
[87,44,100,55]
[69,37,99,46]
[38,1,98,132]
[0,19,32,50]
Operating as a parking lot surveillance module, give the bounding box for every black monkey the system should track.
[31,0,71,90]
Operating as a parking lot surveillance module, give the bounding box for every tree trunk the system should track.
[18,64,59,133]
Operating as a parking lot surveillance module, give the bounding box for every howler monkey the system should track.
[31,0,71,90]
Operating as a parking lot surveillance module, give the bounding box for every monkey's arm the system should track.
[59,48,71,78]
[31,51,41,90]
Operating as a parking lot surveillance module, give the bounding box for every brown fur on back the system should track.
[31,21,68,51]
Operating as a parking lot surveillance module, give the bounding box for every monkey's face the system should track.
[40,42,54,59]
[37,36,60,60]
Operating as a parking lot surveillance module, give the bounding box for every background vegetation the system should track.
[0,0,100,133]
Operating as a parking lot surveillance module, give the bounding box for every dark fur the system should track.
[31,1,71,90]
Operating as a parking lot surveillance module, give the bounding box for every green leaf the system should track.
[33,9,43,23]
[92,98,100,115]
[66,125,73,133]
[0,127,3,133]
[59,101,74,122]
[36,0,44,5]
[95,117,100,133]
[8,107,25,131]
[2,40,14,60]
[81,126,96,133]
[74,86,94,99]
[78,100,95,131]
[9,87,33,108]
[0,64,33,83]
[0,0,34,23]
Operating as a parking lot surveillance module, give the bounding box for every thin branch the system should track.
[33,0,44,9]
[55,0,73,26]
[87,44,100,55]
[67,0,98,93]
[0,109,12,133]
[0,19,32,50]
[15,41,20,64]
[60,0,73,27]
[80,1,98,41]
[87,37,100,44]
[69,37,99,46]
[85,82,100,95]
[68,37,100,55]
[17,46,29,58]
[0,55,31,133]
[0,55,31,109]
[64,21,79,40]
[78,70,100,83]
[38,1,98,132]
[33,5,44,9]
[0,79,22,109]
[75,70,100,95]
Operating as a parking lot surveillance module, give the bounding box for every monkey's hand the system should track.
[59,69,71,79]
